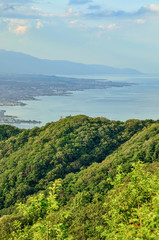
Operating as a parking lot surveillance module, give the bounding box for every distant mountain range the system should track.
[0,49,141,75]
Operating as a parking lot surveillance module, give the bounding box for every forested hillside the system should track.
[0,125,22,141]
[0,115,158,239]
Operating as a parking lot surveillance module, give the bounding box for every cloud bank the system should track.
[69,0,92,5]
[0,2,159,37]
[86,4,159,19]
[0,0,34,4]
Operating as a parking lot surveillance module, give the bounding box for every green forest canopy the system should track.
[0,115,158,239]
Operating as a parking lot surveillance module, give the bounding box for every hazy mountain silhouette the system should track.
[0,49,141,75]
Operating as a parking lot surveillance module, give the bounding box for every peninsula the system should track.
[0,73,133,125]
[0,73,132,106]
[0,110,41,125]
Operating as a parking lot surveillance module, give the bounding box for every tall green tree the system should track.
[98,162,159,240]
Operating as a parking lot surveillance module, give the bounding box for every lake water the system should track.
[1,74,159,128]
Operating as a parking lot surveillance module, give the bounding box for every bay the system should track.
[1,74,159,129]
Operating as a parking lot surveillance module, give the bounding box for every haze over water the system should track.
[1,74,159,128]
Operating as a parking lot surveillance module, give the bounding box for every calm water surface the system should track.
[1,74,159,128]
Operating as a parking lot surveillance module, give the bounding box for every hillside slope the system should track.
[0,125,22,141]
[0,117,158,239]
[0,115,153,213]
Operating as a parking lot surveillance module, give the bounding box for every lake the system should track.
[1,73,159,128]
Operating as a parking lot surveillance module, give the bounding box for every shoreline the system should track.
[0,110,41,125]
[0,82,133,107]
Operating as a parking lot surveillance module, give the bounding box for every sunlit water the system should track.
[1,74,159,129]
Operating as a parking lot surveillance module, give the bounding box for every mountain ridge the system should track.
[0,49,141,75]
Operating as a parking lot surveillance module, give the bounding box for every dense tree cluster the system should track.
[0,115,158,239]
[0,125,22,141]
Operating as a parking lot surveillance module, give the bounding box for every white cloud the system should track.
[7,19,26,24]
[70,20,78,24]
[98,24,119,30]
[127,18,145,24]
[36,21,43,29]
[40,7,79,19]
[86,4,159,20]
[40,13,55,18]
[69,0,92,5]
[97,23,119,39]
[146,4,159,12]
[9,25,28,35]
[135,19,145,24]
[31,6,42,11]
[98,25,105,29]
[2,0,34,3]
[5,18,29,35]
[0,3,44,20]
[67,8,73,15]
[107,23,118,30]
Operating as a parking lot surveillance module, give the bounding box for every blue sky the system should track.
[0,0,159,73]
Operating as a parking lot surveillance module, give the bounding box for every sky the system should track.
[0,0,159,73]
